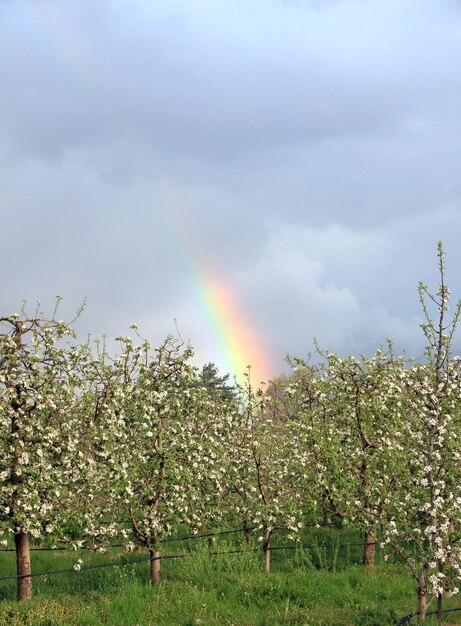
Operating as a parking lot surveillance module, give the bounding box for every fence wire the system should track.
[3,531,459,624]
[0,539,377,581]
[0,521,334,553]
[396,606,461,625]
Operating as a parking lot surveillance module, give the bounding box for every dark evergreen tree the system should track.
[199,362,236,401]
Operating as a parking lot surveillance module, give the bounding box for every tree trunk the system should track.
[322,491,331,525]
[437,593,443,625]
[362,531,375,567]
[14,531,32,601]
[149,530,161,584]
[243,517,251,546]
[263,528,272,574]
[417,567,428,621]
[149,548,161,584]
[437,561,445,624]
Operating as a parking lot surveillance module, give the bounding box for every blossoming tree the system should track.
[225,373,312,573]
[0,303,131,600]
[118,334,238,584]
[377,244,461,621]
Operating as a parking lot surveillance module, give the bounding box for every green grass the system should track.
[1,527,460,625]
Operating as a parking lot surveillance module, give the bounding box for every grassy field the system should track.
[1,526,460,625]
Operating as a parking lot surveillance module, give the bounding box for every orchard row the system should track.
[1,244,461,622]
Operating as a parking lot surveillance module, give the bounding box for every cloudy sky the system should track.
[2,0,461,382]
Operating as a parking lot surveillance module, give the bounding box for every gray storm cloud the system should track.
[1,0,461,378]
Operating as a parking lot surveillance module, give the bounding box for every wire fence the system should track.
[0,539,378,581]
[0,526,250,553]
[0,521,334,553]
[396,606,461,625]
[5,533,457,625]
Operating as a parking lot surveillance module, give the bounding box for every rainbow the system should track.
[26,5,274,386]
[157,205,273,386]
[29,3,99,96]
[192,269,272,387]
